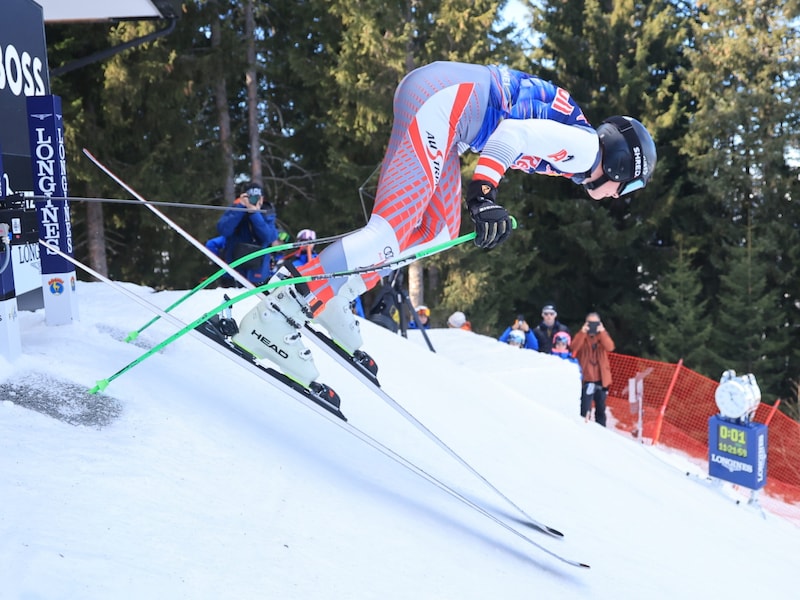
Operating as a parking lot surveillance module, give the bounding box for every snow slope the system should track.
[1,281,798,599]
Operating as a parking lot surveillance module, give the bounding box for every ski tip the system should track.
[124,331,139,343]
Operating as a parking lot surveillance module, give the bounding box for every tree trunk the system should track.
[245,0,262,186]
[428,265,440,300]
[408,261,423,309]
[85,183,107,276]
[211,5,235,202]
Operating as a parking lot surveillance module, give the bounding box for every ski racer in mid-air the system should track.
[230,61,657,393]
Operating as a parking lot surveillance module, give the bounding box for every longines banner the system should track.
[0,0,50,196]
[27,93,79,325]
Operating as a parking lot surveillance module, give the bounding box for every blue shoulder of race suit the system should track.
[470,65,594,153]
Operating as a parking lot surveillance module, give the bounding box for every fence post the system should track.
[652,358,683,446]
[764,399,781,426]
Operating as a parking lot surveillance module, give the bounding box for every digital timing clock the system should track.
[716,423,748,458]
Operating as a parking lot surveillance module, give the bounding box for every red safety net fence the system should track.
[605,353,800,527]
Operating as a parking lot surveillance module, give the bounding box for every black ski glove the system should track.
[465,180,513,249]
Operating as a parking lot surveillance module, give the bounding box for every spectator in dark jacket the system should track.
[533,304,570,354]
[206,181,279,285]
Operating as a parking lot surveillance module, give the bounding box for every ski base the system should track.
[195,318,347,421]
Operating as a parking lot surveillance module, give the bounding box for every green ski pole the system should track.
[115,218,518,381]
[99,232,478,391]
[41,229,483,392]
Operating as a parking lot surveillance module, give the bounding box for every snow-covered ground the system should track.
[1,281,798,599]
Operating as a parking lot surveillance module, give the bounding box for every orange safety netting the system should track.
[605,353,800,526]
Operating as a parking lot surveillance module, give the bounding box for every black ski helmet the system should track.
[588,116,656,196]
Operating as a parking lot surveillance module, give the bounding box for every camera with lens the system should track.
[587,321,599,335]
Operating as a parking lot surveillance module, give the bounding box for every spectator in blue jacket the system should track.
[498,315,539,350]
[408,305,431,329]
[206,181,279,285]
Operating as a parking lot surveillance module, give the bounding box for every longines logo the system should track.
[33,125,69,196]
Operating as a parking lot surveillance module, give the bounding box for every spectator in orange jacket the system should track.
[571,312,615,426]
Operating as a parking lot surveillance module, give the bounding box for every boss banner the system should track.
[0,0,49,195]
[1,0,50,312]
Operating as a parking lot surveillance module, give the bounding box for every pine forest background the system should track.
[45,0,800,419]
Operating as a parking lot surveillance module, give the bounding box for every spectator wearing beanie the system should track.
[533,303,569,354]
[447,311,472,331]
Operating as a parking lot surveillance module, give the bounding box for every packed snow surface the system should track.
[1,282,798,599]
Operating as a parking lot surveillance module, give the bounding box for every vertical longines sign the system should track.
[27,94,79,325]
[1,0,50,309]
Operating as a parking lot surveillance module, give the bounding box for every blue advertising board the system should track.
[708,415,767,490]
[26,94,78,325]
[27,94,73,275]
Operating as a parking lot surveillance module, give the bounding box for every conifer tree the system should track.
[712,244,787,404]
[681,0,800,405]
[647,242,716,373]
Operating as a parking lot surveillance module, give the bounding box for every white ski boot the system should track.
[313,275,378,376]
[232,268,318,387]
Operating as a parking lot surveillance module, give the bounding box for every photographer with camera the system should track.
[205,180,279,286]
[571,312,615,426]
[498,314,539,350]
